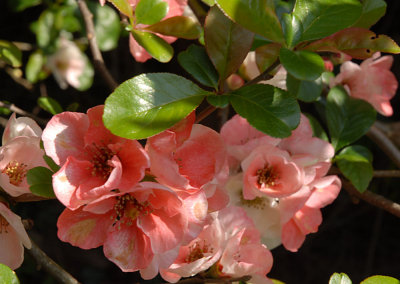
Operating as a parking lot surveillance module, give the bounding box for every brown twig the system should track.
[28,239,81,284]
[196,105,217,123]
[174,275,252,284]
[374,170,400,178]
[76,0,118,91]
[0,101,48,126]
[243,59,280,87]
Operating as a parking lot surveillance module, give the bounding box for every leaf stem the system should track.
[0,101,48,126]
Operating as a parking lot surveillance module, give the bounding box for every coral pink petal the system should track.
[306,175,341,208]
[370,55,393,70]
[169,111,195,147]
[293,206,322,235]
[281,219,305,252]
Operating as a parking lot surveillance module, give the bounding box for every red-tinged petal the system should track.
[139,183,182,216]
[306,175,341,209]
[169,111,195,147]
[369,54,393,70]
[42,112,89,165]
[281,219,305,252]
[57,207,113,249]
[292,207,322,236]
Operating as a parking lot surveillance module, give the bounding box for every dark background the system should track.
[1,0,400,283]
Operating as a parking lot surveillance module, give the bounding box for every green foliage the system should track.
[135,0,168,25]
[0,264,19,284]
[281,13,302,48]
[229,84,300,138]
[178,45,219,89]
[326,87,376,151]
[336,145,373,192]
[43,155,60,172]
[8,0,41,12]
[26,167,56,198]
[108,0,134,19]
[305,113,329,141]
[0,41,22,67]
[77,56,95,91]
[144,16,201,39]
[255,43,281,72]
[37,97,63,115]
[361,275,400,284]
[131,30,173,63]
[286,73,323,102]
[205,6,254,83]
[26,50,46,83]
[207,94,230,108]
[353,0,387,29]
[329,272,352,284]
[104,73,210,139]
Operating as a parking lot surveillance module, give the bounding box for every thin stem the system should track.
[76,0,118,91]
[28,239,81,284]
[0,101,48,126]
[374,170,400,178]
[243,59,280,87]
[196,105,217,123]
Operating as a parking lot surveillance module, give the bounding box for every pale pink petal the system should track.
[0,225,25,270]
[306,175,341,208]
[292,207,322,235]
[0,203,31,249]
[2,113,42,145]
[281,219,305,252]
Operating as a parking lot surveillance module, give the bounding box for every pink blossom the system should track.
[0,202,31,270]
[42,105,150,210]
[2,113,42,145]
[331,52,398,116]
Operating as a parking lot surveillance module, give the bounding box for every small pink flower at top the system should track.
[2,113,42,145]
[42,105,150,210]
[0,202,32,270]
[331,52,398,116]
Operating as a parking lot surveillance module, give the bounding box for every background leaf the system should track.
[361,275,400,284]
[135,0,168,25]
[286,73,323,102]
[0,264,19,284]
[26,166,56,198]
[0,40,22,67]
[352,0,387,29]
[37,97,63,115]
[329,272,352,284]
[255,43,281,72]
[26,50,45,83]
[104,73,209,139]
[144,16,201,39]
[131,30,173,63]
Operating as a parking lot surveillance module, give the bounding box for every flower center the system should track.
[256,165,278,187]
[240,194,267,210]
[87,143,115,179]
[113,194,153,228]
[0,215,9,234]
[185,240,213,263]
[1,160,28,186]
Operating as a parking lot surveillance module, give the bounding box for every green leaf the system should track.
[279,48,325,81]
[26,166,56,198]
[207,94,230,108]
[104,73,209,139]
[216,0,284,43]
[326,86,376,151]
[361,275,400,284]
[305,113,329,141]
[8,0,41,12]
[108,0,134,19]
[353,0,387,29]
[0,264,19,284]
[88,1,121,51]
[37,97,63,115]
[178,45,219,89]
[271,279,285,284]
[255,43,281,72]
[0,101,12,116]
[286,73,322,102]
[281,13,302,48]
[77,56,94,91]
[135,0,168,25]
[43,155,60,172]
[329,272,352,284]
[131,29,173,62]
[205,5,254,82]
[229,84,300,138]
[26,50,45,83]
[202,0,215,5]
[336,145,373,192]
[0,41,22,67]
[293,0,362,42]
[66,102,79,112]
[34,10,58,49]
[303,28,400,59]
[144,16,201,39]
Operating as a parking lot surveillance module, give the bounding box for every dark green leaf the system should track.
[279,48,325,81]
[26,50,45,83]
[207,94,230,108]
[205,5,254,82]
[329,273,352,284]
[326,86,376,151]
[353,0,387,29]
[104,73,209,139]
[26,166,56,198]
[135,0,168,25]
[293,0,362,42]
[255,43,281,72]
[8,0,41,12]
[229,84,300,138]
[281,13,302,48]
[336,145,373,192]
[361,275,400,284]
[286,73,322,102]
[144,16,201,39]
[0,41,22,67]
[216,0,284,43]
[66,102,79,112]
[37,97,63,115]
[131,30,173,62]
[305,113,329,141]
[178,45,219,89]
[43,155,60,172]
[0,264,19,284]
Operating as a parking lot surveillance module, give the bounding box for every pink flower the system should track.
[0,202,31,270]
[2,113,42,145]
[42,105,150,210]
[331,52,398,116]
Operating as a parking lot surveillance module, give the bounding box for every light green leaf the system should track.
[202,0,215,5]
[37,97,63,115]
[34,10,58,49]
[0,264,19,284]
[286,73,323,102]
[361,275,400,284]
[77,56,94,91]
[26,166,56,198]
[353,0,387,29]
[326,86,376,151]
[336,145,373,192]
[216,0,284,43]
[135,0,168,25]
[104,73,209,139]
[329,272,352,284]
[26,50,45,83]
[144,16,201,39]
[293,0,362,42]
[0,41,22,67]
[131,29,173,62]
[108,0,134,19]
[279,48,325,81]
[229,84,300,138]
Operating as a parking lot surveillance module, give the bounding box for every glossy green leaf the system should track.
[281,13,302,48]
[205,5,254,82]
[279,48,325,81]
[303,28,400,59]
[135,0,168,25]
[202,0,215,5]
[326,86,376,151]
[229,84,300,138]
[207,94,230,108]
[104,73,209,139]
[353,0,387,29]
[37,97,63,115]
[88,1,121,51]
[286,73,322,102]
[216,0,284,43]
[329,272,352,284]
[305,113,329,141]
[144,16,201,39]
[8,0,41,12]
[0,264,19,284]
[108,0,134,18]
[293,0,362,42]
[27,166,56,198]
[26,50,45,83]
[131,30,173,62]
[255,43,281,72]
[361,275,400,284]
[178,45,219,89]
[0,41,22,67]
[336,145,373,192]
[43,155,60,173]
